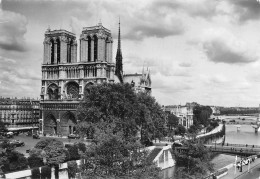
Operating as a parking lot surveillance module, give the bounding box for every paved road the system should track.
[12,134,90,157]
[197,124,223,138]
[221,157,260,179]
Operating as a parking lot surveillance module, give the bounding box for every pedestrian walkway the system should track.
[222,156,260,179]
[197,124,223,138]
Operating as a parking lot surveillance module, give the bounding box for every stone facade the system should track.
[123,68,152,94]
[0,97,40,131]
[40,23,115,136]
[165,104,194,129]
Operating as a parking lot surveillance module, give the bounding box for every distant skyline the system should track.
[1,0,260,107]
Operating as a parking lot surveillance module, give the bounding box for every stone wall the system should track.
[4,159,83,179]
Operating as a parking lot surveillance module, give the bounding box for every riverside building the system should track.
[0,97,40,131]
[165,103,194,129]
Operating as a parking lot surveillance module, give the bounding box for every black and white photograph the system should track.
[1,0,260,178]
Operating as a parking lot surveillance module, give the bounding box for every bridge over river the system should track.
[176,143,260,157]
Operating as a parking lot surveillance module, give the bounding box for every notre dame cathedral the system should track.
[40,22,151,136]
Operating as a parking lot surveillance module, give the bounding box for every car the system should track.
[33,134,40,139]
[6,132,14,138]
[9,139,25,147]
[68,133,80,139]
[172,141,183,147]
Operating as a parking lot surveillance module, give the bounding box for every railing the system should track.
[176,145,260,156]
[221,143,260,148]
[209,147,258,155]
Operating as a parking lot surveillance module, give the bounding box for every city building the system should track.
[164,103,194,129]
[40,22,115,136]
[210,106,220,115]
[0,97,40,131]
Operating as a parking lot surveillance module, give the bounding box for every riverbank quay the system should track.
[221,156,260,179]
[197,124,223,138]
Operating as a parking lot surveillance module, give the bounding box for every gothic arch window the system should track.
[66,82,79,99]
[87,36,91,62]
[67,40,72,63]
[50,39,55,64]
[57,38,60,64]
[47,84,59,100]
[105,37,109,62]
[93,35,98,61]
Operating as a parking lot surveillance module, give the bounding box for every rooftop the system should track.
[45,29,75,37]
[146,147,162,164]
[82,23,111,33]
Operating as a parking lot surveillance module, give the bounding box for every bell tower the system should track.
[40,24,115,136]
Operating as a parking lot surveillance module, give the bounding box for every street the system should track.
[12,133,90,157]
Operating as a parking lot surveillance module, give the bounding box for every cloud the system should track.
[0,10,28,52]
[179,62,192,67]
[107,1,185,40]
[123,17,184,40]
[228,0,260,22]
[124,55,191,77]
[151,0,218,19]
[0,56,41,98]
[69,16,84,36]
[152,73,193,93]
[2,0,94,25]
[3,0,185,41]
[200,74,229,86]
[201,28,258,64]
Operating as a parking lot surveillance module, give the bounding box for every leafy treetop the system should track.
[77,83,166,143]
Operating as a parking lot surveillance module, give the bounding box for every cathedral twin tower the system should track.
[40,23,119,135]
[40,22,150,136]
[41,22,115,101]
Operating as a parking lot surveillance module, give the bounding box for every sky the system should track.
[1,0,260,107]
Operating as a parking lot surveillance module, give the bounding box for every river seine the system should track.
[162,115,260,178]
[212,117,259,170]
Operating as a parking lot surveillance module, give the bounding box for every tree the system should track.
[0,141,28,173]
[76,83,165,177]
[0,120,7,132]
[167,113,179,130]
[65,144,80,161]
[175,124,186,136]
[210,120,219,129]
[81,121,161,178]
[193,105,213,128]
[188,125,198,134]
[173,139,214,178]
[28,148,44,168]
[77,83,166,144]
[135,92,167,143]
[33,139,67,166]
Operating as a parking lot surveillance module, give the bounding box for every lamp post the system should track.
[39,119,43,135]
[215,137,217,150]
[188,155,191,174]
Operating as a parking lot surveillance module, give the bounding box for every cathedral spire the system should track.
[115,17,124,83]
[117,17,121,53]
